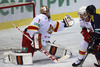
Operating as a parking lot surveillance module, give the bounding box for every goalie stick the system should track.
[10,23,70,63]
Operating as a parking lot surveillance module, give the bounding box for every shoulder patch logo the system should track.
[34,23,40,27]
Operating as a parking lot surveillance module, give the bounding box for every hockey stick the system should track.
[10,23,60,62]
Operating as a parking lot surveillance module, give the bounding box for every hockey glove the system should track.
[87,46,95,53]
[63,15,74,27]
[81,29,92,43]
[92,45,100,55]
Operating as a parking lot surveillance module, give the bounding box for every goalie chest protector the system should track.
[91,14,100,38]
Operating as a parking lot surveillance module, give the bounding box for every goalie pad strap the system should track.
[49,46,57,55]
[16,56,23,65]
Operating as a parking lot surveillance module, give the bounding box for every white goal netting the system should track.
[0,2,35,51]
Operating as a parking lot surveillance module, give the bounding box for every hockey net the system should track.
[0,2,35,51]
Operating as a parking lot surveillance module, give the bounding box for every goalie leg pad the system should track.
[22,32,41,53]
[22,32,35,56]
[33,33,42,49]
[3,51,33,65]
[22,33,41,56]
[43,43,72,58]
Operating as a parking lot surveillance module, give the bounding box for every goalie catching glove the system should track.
[63,15,74,27]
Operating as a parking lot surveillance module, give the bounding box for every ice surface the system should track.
[0,18,97,67]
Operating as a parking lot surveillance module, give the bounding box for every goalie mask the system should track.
[40,5,50,17]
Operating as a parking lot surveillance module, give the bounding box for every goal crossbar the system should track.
[0,2,35,17]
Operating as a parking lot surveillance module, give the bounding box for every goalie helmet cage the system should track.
[0,2,35,51]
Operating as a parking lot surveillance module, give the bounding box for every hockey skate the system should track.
[72,58,83,67]
[94,63,100,67]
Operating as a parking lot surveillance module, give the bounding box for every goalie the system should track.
[3,5,74,65]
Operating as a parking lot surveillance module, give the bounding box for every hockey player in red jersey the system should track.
[72,6,93,66]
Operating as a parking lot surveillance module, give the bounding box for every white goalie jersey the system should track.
[27,14,65,46]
